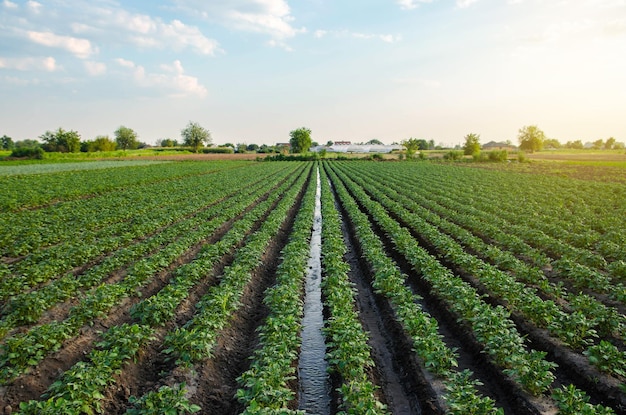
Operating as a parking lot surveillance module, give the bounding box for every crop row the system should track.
[0,164,293,330]
[318,167,390,414]
[16,164,312,414]
[1,162,287,266]
[387,163,624,280]
[0,164,306,383]
[326,162,617,414]
[235,166,317,414]
[379,164,626,290]
[162,164,311,366]
[1,159,250,212]
[336,163,626,378]
[324,164,505,414]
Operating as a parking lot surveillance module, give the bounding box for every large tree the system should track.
[463,133,481,155]
[1,135,14,150]
[518,125,546,153]
[115,126,139,151]
[181,121,211,153]
[289,127,312,153]
[40,128,81,153]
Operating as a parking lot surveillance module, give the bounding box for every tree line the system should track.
[0,121,212,159]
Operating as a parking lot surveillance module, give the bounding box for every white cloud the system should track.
[172,0,305,44]
[27,31,96,59]
[115,58,207,98]
[396,0,433,10]
[0,56,58,71]
[84,60,106,76]
[115,58,135,69]
[3,0,18,9]
[314,29,402,43]
[456,0,479,8]
[82,6,221,55]
[26,0,41,14]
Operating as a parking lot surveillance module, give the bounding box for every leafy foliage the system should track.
[289,127,312,154]
[181,121,211,153]
[517,125,546,153]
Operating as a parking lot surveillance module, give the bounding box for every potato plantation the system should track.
[0,159,625,414]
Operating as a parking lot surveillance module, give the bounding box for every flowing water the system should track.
[298,168,331,414]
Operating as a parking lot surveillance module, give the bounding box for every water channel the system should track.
[298,168,331,414]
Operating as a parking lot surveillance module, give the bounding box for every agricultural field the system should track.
[0,158,625,414]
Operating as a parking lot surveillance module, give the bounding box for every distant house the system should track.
[482,141,516,150]
[333,141,352,146]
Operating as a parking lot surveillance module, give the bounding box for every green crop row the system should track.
[15,166,310,414]
[0,165,305,384]
[1,159,250,212]
[318,167,388,414]
[329,162,617,414]
[235,166,317,414]
[327,163,556,396]
[18,323,155,414]
[131,163,307,327]
[0,165,294,333]
[1,163,289,290]
[324,163,504,414]
[338,163,626,378]
[162,164,312,365]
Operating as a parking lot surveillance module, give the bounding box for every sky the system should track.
[1,0,625,147]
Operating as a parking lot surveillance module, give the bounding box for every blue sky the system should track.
[1,0,625,147]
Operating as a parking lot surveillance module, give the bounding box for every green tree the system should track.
[115,126,139,151]
[518,125,546,153]
[544,138,561,149]
[160,138,178,147]
[289,127,312,153]
[40,128,81,153]
[402,138,421,159]
[246,143,259,152]
[565,140,584,149]
[592,139,604,150]
[14,139,40,149]
[1,135,14,150]
[605,137,616,150]
[366,138,384,145]
[181,121,211,153]
[326,140,334,146]
[463,133,481,155]
[87,135,117,152]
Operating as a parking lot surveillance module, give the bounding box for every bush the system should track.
[443,151,463,161]
[471,150,508,163]
[11,147,44,159]
[202,147,234,154]
[488,150,508,162]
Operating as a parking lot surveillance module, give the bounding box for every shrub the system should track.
[10,147,44,159]
[488,150,508,162]
[443,151,463,161]
[202,147,234,154]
